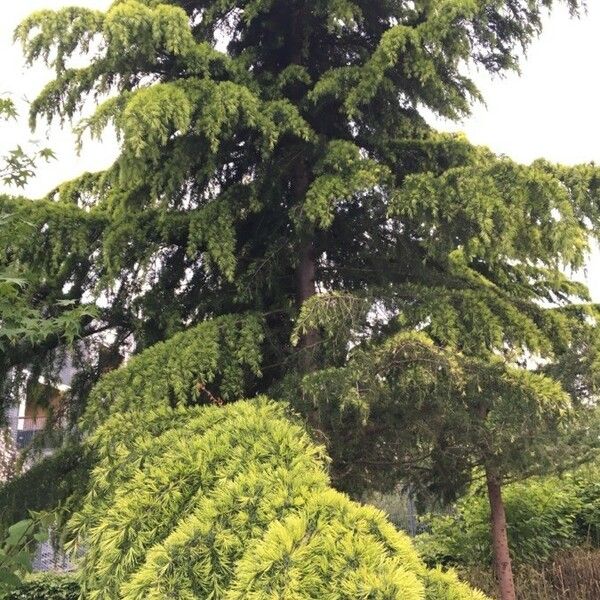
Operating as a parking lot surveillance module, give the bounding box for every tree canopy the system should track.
[5,0,595,396]
[2,1,600,597]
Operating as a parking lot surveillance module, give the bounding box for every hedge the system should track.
[3,573,79,600]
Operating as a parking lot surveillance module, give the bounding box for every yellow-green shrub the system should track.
[69,399,488,600]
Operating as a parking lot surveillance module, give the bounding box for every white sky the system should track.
[0,1,598,300]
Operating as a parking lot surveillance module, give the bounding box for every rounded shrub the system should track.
[69,398,488,600]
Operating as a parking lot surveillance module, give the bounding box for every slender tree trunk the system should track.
[485,466,516,600]
[294,157,315,311]
[289,3,318,370]
[293,159,319,369]
[297,239,316,306]
[296,238,319,363]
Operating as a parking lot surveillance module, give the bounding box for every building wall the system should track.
[5,402,19,439]
[3,379,73,572]
[32,541,74,573]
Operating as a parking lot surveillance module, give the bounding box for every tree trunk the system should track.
[292,156,314,313]
[485,466,516,600]
[289,4,318,370]
[293,156,319,370]
[297,239,316,307]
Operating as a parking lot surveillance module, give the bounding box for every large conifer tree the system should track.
[2,1,600,598]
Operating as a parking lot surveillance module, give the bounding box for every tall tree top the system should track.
[18,1,584,139]
[3,0,599,499]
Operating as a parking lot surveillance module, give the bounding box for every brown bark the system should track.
[289,2,318,370]
[486,466,517,600]
[292,156,314,312]
[293,158,319,370]
[297,239,316,307]
[296,238,319,366]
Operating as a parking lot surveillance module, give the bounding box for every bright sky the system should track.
[0,1,598,299]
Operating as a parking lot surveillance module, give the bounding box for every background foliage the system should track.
[2,573,79,600]
[0,446,90,534]
[417,464,600,567]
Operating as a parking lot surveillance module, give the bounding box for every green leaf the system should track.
[0,567,22,588]
[6,520,32,547]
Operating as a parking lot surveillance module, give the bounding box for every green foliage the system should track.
[0,99,84,411]
[0,428,17,482]
[1,146,55,189]
[390,153,595,268]
[0,196,100,423]
[0,193,102,379]
[68,396,487,600]
[417,465,600,567]
[0,96,55,188]
[331,4,482,119]
[5,1,600,594]
[188,197,238,281]
[295,318,598,500]
[305,140,391,228]
[569,466,600,547]
[0,514,53,597]
[0,195,104,278]
[0,281,98,349]
[83,313,265,428]
[8,0,599,442]
[0,99,17,121]
[0,520,36,593]
[0,445,91,534]
[2,573,79,600]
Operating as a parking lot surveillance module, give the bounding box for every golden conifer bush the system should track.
[73,399,488,600]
